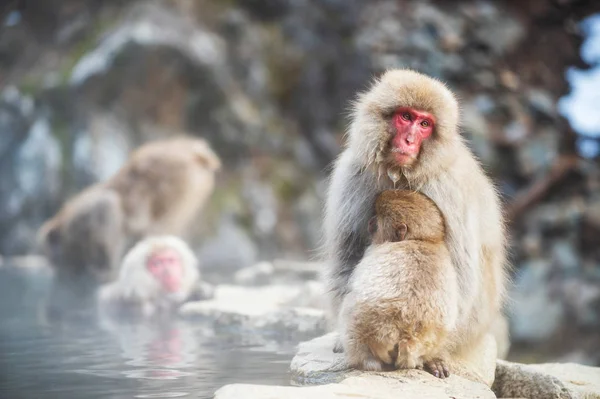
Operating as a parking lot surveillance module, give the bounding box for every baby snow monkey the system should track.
[339,190,459,378]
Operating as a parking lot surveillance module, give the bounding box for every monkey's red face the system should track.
[391,107,435,166]
[146,248,183,293]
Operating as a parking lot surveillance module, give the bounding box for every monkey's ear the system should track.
[36,221,63,263]
[47,227,62,247]
[195,152,221,171]
[397,223,408,241]
[368,217,378,235]
[192,142,222,171]
[37,220,61,249]
[381,106,397,119]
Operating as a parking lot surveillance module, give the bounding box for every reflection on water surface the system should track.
[0,316,293,399]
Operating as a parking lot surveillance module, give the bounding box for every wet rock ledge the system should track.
[180,282,327,341]
[215,333,600,399]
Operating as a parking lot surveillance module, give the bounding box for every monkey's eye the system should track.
[420,120,429,127]
[401,112,411,121]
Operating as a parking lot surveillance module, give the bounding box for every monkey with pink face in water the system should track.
[38,137,221,319]
[98,235,213,320]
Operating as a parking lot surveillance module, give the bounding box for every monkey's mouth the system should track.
[390,148,416,166]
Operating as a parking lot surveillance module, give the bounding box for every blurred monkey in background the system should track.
[38,137,221,318]
[98,235,213,320]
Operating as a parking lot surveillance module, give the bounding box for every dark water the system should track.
[0,316,294,399]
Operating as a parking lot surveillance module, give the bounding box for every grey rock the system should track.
[493,360,600,399]
[521,231,543,257]
[293,191,323,252]
[215,373,495,399]
[528,199,587,229]
[72,114,132,183]
[242,177,278,236]
[465,2,524,55]
[355,2,406,53]
[1,86,34,119]
[234,259,323,286]
[461,100,495,162]
[291,333,497,388]
[70,3,225,86]
[509,260,565,342]
[217,333,495,399]
[528,89,557,118]
[16,118,62,200]
[0,102,62,254]
[473,94,496,114]
[291,333,356,385]
[504,120,529,144]
[551,240,580,271]
[233,261,275,286]
[584,198,600,227]
[562,279,600,328]
[517,129,560,177]
[284,280,325,310]
[197,216,259,278]
[474,71,497,88]
[180,285,326,340]
[256,307,326,340]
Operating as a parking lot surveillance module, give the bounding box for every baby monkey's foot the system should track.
[421,358,450,379]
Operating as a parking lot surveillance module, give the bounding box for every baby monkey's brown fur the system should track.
[371,190,445,245]
[339,190,459,377]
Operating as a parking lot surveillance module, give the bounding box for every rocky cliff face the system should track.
[0,0,599,363]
